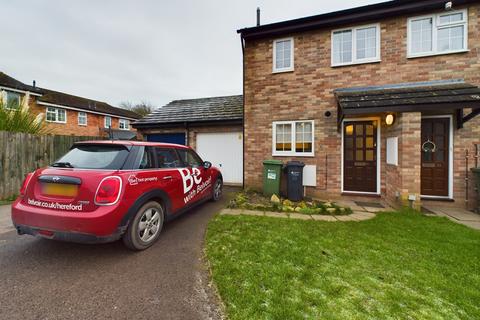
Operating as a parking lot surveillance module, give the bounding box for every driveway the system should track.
[0,189,235,320]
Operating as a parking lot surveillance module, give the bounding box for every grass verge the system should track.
[206,210,480,319]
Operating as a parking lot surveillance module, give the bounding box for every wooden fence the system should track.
[0,131,99,200]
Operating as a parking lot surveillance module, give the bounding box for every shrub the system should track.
[0,98,48,134]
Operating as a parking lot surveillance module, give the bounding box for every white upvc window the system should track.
[119,118,129,130]
[407,9,468,58]
[331,24,380,66]
[272,120,314,157]
[2,91,21,110]
[45,107,66,123]
[273,38,294,73]
[104,116,112,128]
[78,112,87,126]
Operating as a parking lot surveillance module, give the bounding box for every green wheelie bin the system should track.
[263,160,283,197]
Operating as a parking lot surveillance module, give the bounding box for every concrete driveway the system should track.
[0,190,235,320]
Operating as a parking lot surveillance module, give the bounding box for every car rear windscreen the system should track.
[54,145,130,169]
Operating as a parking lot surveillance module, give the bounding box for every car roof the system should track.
[74,140,191,149]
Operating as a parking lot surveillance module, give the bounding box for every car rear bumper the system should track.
[14,223,125,244]
[11,198,128,241]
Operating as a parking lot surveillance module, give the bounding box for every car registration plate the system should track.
[42,183,78,197]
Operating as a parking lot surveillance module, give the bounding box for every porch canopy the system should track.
[335,80,480,129]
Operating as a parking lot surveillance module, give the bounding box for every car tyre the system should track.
[123,201,164,251]
[211,179,223,202]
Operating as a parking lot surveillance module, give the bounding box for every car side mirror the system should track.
[203,161,212,169]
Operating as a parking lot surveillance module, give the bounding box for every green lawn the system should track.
[206,211,480,320]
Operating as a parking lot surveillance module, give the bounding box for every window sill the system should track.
[407,49,469,59]
[78,124,87,126]
[46,121,66,124]
[272,153,315,158]
[272,68,294,74]
[331,59,381,68]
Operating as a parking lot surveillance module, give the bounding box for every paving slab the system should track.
[457,220,480,230]
[220,208,242,215]
[241,210,265,217]
[334,215,356,221]
[364,206,389,213]
[264,212,289,219]
[349,212,376,221]
[289,213,313,220]
[311,215,337,221]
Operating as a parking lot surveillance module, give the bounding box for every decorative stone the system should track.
[271,194,280,203]
[326,208,336,214]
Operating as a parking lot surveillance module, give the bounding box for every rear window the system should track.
[54,145,129,169]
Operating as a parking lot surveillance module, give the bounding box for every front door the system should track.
[343,121,377,193]
[421,118,450,197]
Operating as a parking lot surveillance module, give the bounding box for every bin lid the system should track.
[286,161,305,167]
[263,160,283,165]
[472,167,480,173]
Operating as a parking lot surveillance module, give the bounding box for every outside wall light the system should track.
[385,114,395,126]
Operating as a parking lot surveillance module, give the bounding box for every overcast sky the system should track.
[1,0,385,108]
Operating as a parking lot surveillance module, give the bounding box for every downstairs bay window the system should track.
[272,120,314,156]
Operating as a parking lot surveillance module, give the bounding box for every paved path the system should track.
[423,205,480,230]
[220,208,377,221]
[0,190,236,320]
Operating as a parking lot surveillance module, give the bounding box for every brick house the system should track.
[133,95,243,185]
[238,0,480,209]
[0,72,141,138]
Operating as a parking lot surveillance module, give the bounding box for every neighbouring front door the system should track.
[343,121,377,193]
[421,118,450,197]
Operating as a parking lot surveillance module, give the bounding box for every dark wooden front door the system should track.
[421,118,450,197]
[343,121,377,193]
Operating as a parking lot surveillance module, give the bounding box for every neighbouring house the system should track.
[238,0,480,210]
[0,72,141,138]
[133,95,243,185]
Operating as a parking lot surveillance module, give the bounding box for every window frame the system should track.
[407,9,468,58]
[272,37,294,73]
[119,118,129,130]
[272,120,315,157]
[104,116,112,128]
[4,91,21,110]
[331,23,381,67]
[45,107,67,123]
[78,112,87,126]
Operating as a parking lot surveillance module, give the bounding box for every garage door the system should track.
[146,133,185,145]
[196,132,243,185]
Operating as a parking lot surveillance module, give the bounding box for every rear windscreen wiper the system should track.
[51,162,75,168]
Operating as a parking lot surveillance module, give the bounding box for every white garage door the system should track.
[196,132,243,185]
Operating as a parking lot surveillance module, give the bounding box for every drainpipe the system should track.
[184,121,189,146]
[241,35,246,189]
[466,149,469,209]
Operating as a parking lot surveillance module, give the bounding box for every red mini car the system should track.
[11,141,223,250]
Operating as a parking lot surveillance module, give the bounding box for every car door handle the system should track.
[163,176,173,180]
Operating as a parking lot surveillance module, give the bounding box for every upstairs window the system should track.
[272,120,314,157]
[119,119,130,130]
[408,10,468,57]
[78,112,87,126]
[46,107,66,123]
[332,24,380,66]
[273,38,294,73]
[104,116,112,128]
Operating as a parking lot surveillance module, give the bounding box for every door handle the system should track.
[163,176,173,180]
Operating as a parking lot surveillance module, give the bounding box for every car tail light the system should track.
[19,173,34,197]
[94,176,122,205]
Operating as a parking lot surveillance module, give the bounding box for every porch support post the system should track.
[398,112,422,210]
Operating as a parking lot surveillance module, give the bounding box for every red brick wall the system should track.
[27,97,137,137]
[244,4,480,208]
